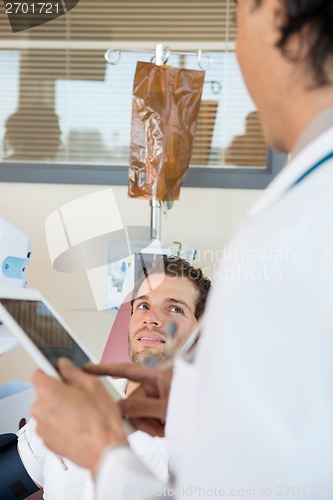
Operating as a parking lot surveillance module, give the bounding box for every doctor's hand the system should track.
[85,363,173,437]
[31,358,128,476]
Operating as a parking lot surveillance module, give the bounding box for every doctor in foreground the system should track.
[32,0,333,498]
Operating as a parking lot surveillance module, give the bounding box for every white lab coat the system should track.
[96,125,333,499]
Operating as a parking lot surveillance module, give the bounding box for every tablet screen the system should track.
[0,299,90,369]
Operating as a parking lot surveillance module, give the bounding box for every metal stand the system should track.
[150,200,161,240]
[149,43,165,241]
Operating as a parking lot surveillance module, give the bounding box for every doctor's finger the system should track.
[32,369,62,396]
[87,363,172,398]
[85,362,155,382]
[31,370,68,419]
[129,417,165,438]
[57,357,97,390]
[119,396,168,422]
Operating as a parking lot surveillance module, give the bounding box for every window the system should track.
[0,0,286,187]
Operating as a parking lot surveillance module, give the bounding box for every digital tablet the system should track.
[0,287,125,402]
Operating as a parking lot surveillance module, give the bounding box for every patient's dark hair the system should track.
[131,256,211,320]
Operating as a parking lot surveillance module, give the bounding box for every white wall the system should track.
[0,182,261,383]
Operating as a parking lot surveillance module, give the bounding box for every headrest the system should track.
[100,293,132,363]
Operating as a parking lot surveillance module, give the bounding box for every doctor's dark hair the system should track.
[277,0,333,87]
[251,0,333,87]
[131,256,211,320]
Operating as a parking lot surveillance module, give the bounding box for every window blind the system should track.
[0,0,267,170]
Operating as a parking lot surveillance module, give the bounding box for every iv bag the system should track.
[129,61,205,202]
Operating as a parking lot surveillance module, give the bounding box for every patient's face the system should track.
[128,273,198,363]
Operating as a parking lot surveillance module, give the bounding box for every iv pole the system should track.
[149,43,164,241]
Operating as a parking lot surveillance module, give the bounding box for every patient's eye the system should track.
[137,302,150,310]
[169,305,184,314]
